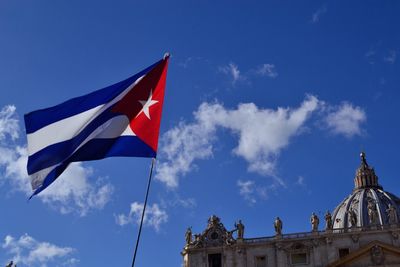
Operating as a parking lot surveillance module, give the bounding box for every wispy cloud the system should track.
[254,64,278,78]
[323,102,366,138]
[237,180,268,204]
[115,202,168,232]
[178,57,194,69]
[384,50,397,64]
[296,175,305,186]
[218,63,244,85]
[311,6,327,23]
[365,48,376,64]
[219,62,278,85]
[0,105,113,216]
[178,56,207,69]
[2,233,78,267]
[156,95,320,188]
[365,45,397,65]
[161,193,197,209]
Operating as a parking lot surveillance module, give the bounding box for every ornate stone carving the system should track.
[187,215,236,249]
[282,242,312,252]
[274,217,283,235]
[370,245,384,265]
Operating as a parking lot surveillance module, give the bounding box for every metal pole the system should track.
[131,157,156,267]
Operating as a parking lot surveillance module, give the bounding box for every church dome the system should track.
[332,152,400,229]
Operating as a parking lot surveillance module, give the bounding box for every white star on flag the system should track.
[137,90,158,119]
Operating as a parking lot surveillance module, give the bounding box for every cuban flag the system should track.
[24,55,169,197]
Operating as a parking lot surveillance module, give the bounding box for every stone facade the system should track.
[182,153,400,267]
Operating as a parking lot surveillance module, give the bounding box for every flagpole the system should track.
[131,157,156,267]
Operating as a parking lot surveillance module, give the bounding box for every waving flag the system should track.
[24,56,169,197]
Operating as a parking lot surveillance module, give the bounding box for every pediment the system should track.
[328,240,400,267]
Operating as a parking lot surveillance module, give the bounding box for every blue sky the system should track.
[1,0,400,266]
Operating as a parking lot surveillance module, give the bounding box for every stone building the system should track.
[182,153,400,267]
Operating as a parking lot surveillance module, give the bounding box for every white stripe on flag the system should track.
[26,75,144,156]
[27,105,103,156]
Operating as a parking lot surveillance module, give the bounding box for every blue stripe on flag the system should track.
[24,60,161,134]
[30,136,156,197]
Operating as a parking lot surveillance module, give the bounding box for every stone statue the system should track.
[235,220,245,239]
[274,217,282,235]
[348,208,358,227]
[386,204,397,224]
[311,212,319,231]
[325,210,333,230]
[185,227,192,245]
[368,200,379,225]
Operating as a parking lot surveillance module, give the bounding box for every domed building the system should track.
[332,152,400,229]
[182,153,400,267]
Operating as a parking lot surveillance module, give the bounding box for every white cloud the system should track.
[384,50,397,64]
[255,64,278,78]
[324,102,366,138]
[0,105,19,141]
[156,95,320,188]
[0,105,113,216]
[115,202,168,232]
[311,6,327,23]
[155,120,216,188]
[218,63,244,85]
[2,233,77,267]
[39,163,114,216]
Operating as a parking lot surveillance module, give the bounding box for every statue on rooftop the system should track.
[185,227,192,245]
[235,220,245,239]
[325,210,333,230]
[274,217,283,235]
[311,212,319,231]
